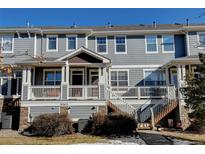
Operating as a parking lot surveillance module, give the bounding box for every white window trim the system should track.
[109,69,129,87]
[143,68,165,86]
[145,35,158,54]
[162,35,175,53]
[43,69,61,85]
[114,35,127,54]
[0,34,14,53]
[66,35,78,51]
[46,35,58,52]
[70,68,85,85]
[95,36,108,55]
[197,32,205,50]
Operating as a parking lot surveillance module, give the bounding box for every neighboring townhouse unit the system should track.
[0,24,204,130]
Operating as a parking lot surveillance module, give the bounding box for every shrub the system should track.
[82,112,137,136]
[24,113,74,137]
[189,109,205,133]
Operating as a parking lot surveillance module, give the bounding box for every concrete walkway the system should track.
[138,131,173,145]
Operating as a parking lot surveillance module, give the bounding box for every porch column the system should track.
[61,63,69,100]
[177,64,182,89]
[21,67,31,100]
[165,67,169,86]
[98,67,107,100]
[181,64,186,81]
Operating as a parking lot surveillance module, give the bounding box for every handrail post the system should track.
[150,107,155,130]
[137,87,140,99]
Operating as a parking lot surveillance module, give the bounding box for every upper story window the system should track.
[44,70,61,85]
[96,37,107,54]
[47,35,58,51]
[145,35,158,53]
[67,35,77,50]
[162,35,175,53]
[111,70,128,87]
[144,69,165,86]
[0,35,14,53]
[198,33,205,48]
[115,36,126,54]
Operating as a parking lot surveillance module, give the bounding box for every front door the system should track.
[89,70,99,85]
[89,69,99,97]
[70,69,84,98]
[170,69,177,87]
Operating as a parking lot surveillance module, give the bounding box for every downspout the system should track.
[85,30,93,48]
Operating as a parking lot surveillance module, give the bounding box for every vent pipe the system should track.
[152,21,157,28]
[186,18,189,26]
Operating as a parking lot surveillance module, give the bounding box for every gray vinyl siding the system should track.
[88,35,185,65]
[69,106,97,119]
[2,34,35,65]
[30,106,59,121]
[13,37,34,56]
[36,34,86,58]
[188,31,205,55]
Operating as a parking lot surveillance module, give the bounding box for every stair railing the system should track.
[106,86,136,116]
[150,85,177,127]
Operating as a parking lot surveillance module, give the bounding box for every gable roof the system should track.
[55,46,111,63]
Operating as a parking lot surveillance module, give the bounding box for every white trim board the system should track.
[111,65,162,68]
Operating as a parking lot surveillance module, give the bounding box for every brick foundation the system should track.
[19,107,29,131]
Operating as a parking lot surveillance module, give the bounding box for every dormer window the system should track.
[67,35,77,51]
[0,35,14,53]
[47,35,58,52]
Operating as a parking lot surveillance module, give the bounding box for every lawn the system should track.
[160,130,205,144]
[0,134,107,145]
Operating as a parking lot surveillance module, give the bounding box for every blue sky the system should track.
[0,8,205,27]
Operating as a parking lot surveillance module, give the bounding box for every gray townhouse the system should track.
[0,23,204,130]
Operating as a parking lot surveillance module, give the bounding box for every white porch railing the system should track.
[110,86,169,99]
[30,86,61,100]
[69,85,99,99]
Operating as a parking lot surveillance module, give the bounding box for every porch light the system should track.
[67,107,71,110]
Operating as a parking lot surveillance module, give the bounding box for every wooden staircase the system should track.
[106,86,180,130]
[153,100,178,125]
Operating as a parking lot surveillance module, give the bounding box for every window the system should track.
[47,35,57,51]
[67,36,77,50]
[111,70,128,87]
[198,33,205,48]
[96,37,107,53]
[44,70,61,85]
[0,35,13,53]
[146,35,158,53]
[0,70,22,96]
[115,36,126,53]
[162,35,175,52]
[144,69,166,86]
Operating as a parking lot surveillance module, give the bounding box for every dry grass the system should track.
[160,130,205,144]
[0,134,107,145]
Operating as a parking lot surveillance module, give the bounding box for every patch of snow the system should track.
[107,135,146,145]
[77,135,146,145]
[168,137,200,145]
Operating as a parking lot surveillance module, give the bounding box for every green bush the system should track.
[24,113,74,137]
[82,112,137,136]
[189,109,205,133]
